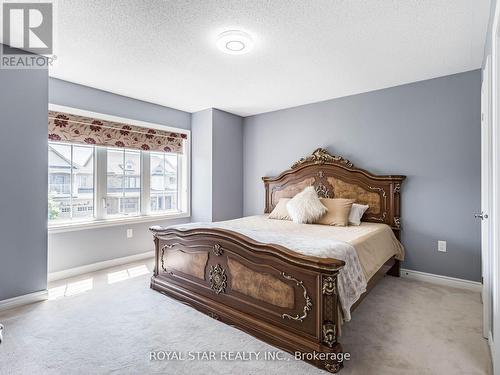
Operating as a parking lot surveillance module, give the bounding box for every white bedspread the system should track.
[173,216,369,321]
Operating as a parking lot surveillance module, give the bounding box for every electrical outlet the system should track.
[438,240,446,252]
[127,229,133,239]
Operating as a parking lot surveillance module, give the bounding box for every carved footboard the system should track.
[150,226,346,373]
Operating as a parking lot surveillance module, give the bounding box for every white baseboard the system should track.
[401,268,482,292]
[0,290,48,312]
[48,250,155,282]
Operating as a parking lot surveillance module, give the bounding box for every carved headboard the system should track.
[262,148,406,238]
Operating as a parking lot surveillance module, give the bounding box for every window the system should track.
[47,107,190,229]
[106,148,141,216]
[48,139,189,227]
[48,143,94,222]
[150,152,178,212]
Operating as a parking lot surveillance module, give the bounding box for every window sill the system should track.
[48,212,190,234]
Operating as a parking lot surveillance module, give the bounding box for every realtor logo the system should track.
[2,2,53,55]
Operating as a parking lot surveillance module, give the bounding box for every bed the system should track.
[150,148,405,373]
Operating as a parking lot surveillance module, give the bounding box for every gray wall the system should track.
[212,109,244,221]
[48,78,191,273]
[49,218,188,273]
[49,78,191,130]
[191,108,244,222]
[243,70,482,281]
[191,109,213,222]
[0,63,48,300]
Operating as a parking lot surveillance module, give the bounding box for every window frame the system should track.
[48,104,191,233]
[148,151,182,215]
[48,142,96,223]
[104,147,142,218]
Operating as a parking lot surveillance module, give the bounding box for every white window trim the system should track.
[48,104,191,232]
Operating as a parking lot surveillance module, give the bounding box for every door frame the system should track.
[482,55,492,340]
[492,2,500,372]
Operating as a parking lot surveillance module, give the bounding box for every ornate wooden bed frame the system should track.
[150,148,405,373]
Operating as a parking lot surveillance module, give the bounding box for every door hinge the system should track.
[474,212,489,220]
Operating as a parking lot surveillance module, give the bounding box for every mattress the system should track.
[196,215,404,281]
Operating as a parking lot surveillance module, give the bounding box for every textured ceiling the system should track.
[46,0,490,116]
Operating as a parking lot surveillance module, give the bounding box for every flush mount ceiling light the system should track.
[216,30,254,55]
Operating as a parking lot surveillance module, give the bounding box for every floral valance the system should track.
[48,111,186,154]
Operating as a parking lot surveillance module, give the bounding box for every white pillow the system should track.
[286,186,327,224]
[348,203,369,226]
[268,198,291,220]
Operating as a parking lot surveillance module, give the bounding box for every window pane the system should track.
[123,150,141,215]
[48,143,71,221]
[106,149,123,216]
[165,154,178,211]
[150,152,178,212]
[72,145,94,219]
[106,148,141,216]
[48,142,94,222]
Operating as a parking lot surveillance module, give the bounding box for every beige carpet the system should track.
[0,259,491,375]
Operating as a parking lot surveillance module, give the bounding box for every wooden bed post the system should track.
[320,272,344,372]
[387,259,401,277]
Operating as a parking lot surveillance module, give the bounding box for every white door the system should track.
[480,57,492,340]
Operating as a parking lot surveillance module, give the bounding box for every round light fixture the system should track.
[216,30,253,55]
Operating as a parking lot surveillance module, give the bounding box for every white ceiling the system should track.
[48,0,490,116]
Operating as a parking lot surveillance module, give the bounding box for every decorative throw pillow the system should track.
[348,203,369,226]
[286,186,327,224]
[268,198,291,220]
[315,198,355,226]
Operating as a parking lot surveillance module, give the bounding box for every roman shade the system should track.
[48,111,186,154]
